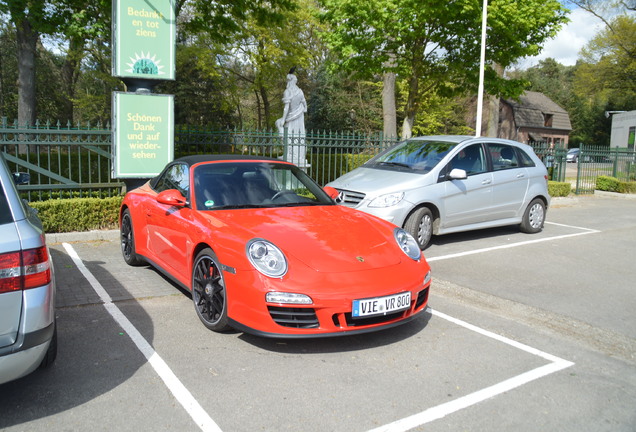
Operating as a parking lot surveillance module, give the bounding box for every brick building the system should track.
[498,91,572,148]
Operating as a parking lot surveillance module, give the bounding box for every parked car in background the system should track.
[566,147,611,163]
[0,153,57,385]
[327,136,550,249]
[567,148,580,163]
[120,155,431,338]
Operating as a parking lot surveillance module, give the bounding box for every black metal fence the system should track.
[2,118,634,200]
[0,119,119,201]
[0,120,396,201]
[524,144,636,194]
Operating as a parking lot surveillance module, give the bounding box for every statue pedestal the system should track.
[281,130,310,171]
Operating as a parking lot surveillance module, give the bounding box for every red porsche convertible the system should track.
[120,155,431,338]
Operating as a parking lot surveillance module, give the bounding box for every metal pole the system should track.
[475,0,488,137]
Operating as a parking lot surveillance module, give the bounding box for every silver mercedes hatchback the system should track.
[0,152,57,385]
[327,136,550,249]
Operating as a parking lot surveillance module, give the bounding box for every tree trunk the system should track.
[401,73,419,140]
[254,89,262,128]
[382,51,397,140]
[486,94,499,137]
[16,18,38,127]
[61,36,85,123]
[0,43,5,117]
[401,39,424,140]
[382,71,397,140]
[486,64,504,137]
[259,85,270,128]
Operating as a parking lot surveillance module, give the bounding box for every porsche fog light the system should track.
[394,228,421,260]
[369,192,404,208]
[266,292,313,304]
[247,239,288,277]
[424,270,431,285]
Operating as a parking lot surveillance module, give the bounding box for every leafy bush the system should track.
[30,196,123,233]
[596,176,636,194]
[548,181,572,197]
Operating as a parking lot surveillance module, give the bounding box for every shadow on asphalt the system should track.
[428,225,523,248]
[240,309,433,354]
[0,248,154,429]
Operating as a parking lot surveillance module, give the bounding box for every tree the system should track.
[320,0,568,138]
[575,15,636,103]
[177,0,298,43]
[0,0,73,125]
[572,14,635,145]
[511,58,574,108]
[307,66,383,132]
[0,18,18,119]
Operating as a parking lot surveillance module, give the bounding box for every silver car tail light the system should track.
[0,247,51,293]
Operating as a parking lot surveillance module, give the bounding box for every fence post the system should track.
[282,127,288,161]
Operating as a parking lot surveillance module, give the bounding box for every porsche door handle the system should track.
[482,179,492,185]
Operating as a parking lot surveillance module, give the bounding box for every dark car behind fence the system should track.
[1,118,634,200]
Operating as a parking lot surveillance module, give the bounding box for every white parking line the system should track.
[64,221,584,432]
[368,309,575,432]
[63,243,222,432]
[428,223,600,262]
[368,223,588,431]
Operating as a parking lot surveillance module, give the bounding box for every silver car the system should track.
[0,153,57,385]
[327,136,550,249]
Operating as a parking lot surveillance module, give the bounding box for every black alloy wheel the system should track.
[192,248,231,332]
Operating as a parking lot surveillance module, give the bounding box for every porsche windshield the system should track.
[366,140,457,173]
[193,162,334,210]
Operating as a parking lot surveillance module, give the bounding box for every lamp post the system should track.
[475,0,488,137]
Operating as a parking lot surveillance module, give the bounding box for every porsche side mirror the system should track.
[323,186,339,200]
[157,189,188,207]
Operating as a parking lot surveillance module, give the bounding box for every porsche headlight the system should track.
[247,239,288,278]
[369,192,405,208]
[394,228,421,260]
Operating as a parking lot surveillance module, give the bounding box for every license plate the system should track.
[352,292,411,318]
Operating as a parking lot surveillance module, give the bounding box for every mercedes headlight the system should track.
[369,192,405,208]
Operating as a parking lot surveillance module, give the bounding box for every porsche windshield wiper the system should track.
[210,204,268,210]
[274,202,326,207]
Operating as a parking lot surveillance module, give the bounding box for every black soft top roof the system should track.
[174,154,282,167]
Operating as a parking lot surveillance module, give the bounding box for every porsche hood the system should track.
[201,205,403,272]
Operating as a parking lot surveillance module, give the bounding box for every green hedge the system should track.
[30,196,123,233]
[548,181,572,197]
[596,176,636,194]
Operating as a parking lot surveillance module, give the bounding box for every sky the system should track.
[515,7,606,69]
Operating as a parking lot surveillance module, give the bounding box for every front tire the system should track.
[520,198,546,234]
[192,249,231,332]
[120,209,144,266]
[404,207,433,250]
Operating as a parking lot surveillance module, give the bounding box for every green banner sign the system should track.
[113,92,174,177]
[113,0,176,80]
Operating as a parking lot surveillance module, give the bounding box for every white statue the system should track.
[276,68,308,167]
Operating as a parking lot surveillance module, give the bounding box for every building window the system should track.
[543,113,553,127]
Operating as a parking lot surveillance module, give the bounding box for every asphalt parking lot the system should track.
[1,193,635,432]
